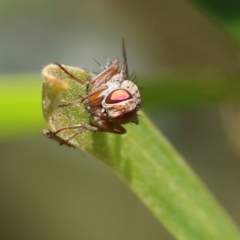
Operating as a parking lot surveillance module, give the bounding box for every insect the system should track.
[44,40,141,145]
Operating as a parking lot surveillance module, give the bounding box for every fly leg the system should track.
[58,98,83,108]
[95,119,126,134]
[55,62,87,84]
[41,123,99,147]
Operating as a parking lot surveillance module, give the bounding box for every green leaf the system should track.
[40,64,240,240]
[2,72,240,139]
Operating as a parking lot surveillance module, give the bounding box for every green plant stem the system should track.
[40,64,240,240]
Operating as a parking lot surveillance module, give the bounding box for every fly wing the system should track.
[82,85,108,106]
[121,39,129,80]
[89,60,119,89]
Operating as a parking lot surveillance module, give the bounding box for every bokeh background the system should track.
[1,0,240,239]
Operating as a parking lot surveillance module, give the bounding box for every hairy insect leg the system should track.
[52,119,126,140]
[93,58,105,70]
[53,124,98,135]
[64,130,87,143]
[41,119,127,147]
[58,98,83,108]
[41,123,99,146]
[55,62,87,85]
[40,129,75,147]
[104,56,113,69]
[107,123,126,134]
[95,119,127,134]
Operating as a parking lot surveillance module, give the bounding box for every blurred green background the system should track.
[1,0,240,239]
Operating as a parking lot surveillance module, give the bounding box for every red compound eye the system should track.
[105,89,132,104]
